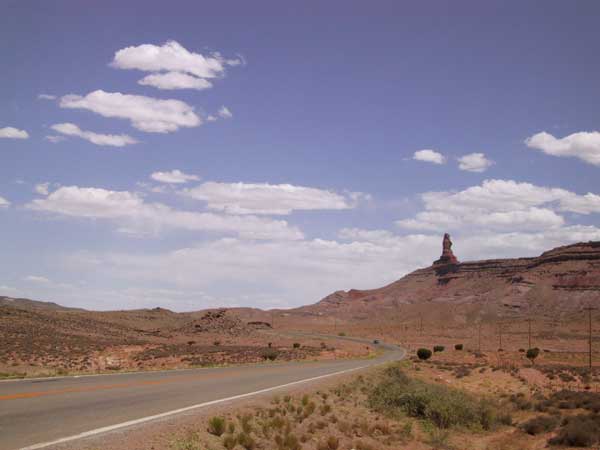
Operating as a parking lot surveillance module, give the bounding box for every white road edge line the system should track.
[20,363,377,450]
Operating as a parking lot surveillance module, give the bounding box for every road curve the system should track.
[0,338,404,450]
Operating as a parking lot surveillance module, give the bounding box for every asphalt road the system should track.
[0,338,404,450]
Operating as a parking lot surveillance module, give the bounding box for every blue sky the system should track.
[2,1,600,310]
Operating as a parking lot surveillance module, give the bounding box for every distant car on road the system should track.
[373,339,380,344]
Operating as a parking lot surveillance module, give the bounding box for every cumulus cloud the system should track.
[457,152,493,172]
[59,90,201,133]
[396,179,600,231]
[0,195,10,208]
[38,94,56,100]
[111,40,240,91]
[61,219,600,309]
[138,72,213,90]
[50,123,138,147]
[26,185,303,241]
[0,127,29,139]
[525,131,600,166]
[181,182,365,215]
[218,106,233,119]
[112,41,227,78]
[413,149,446,165]
[151,169,199,184]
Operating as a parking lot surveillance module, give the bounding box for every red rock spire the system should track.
[433,233,459,265]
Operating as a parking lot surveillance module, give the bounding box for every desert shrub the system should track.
[454,366,471,378]
[320,403,332,415]
[317,436,340,450]
[433,345,445,353]
[368,365,499,429]
[223,434,237,450]
[417,348,432,361]
[521,415,558,435]
[426,428,451,448]
[240,413,253,434]
[262,348,279,361]
[549,413,600,447]
[213,340,221,346]
[354,440,376,450]
[454,344,463,350]
[510,395,532,410]
[236,431,256,450]
[338,332,346,336]
[498,412,513,426]
[526,347,540,365]
[207,416,226,436]
[172,431,203,450]
[518,348,525,352]
[293,342,301,349]
[279,433,301,450]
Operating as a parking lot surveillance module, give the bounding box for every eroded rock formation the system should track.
[433,233,459,265]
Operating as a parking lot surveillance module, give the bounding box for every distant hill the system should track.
[292,239,600,326]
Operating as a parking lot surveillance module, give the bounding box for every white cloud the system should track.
[38,94,56,100]
[59,90,201,133]
[0,195,10,208]
[525,131,600,166]
[181,182,365,215]
[50,123,138,147]
[24,275,50,283]
[218,106,233,119]
[0,127,29,139]
[206,115,217,122]
[138,72,213,90]
[151,169,199,184]
[34,183,50,196]
[26,185,303,241]
[112,40,228,78]
[457,152,493,172]
[413,149,446,165]
[396,179,600,231]
[62,219,600,309]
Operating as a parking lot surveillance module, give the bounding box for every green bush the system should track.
[368,365,498,429]
[207,416,226,436]
[416,348,432,361]
[526,347,540,365]
[433,345,445,353]
[338,332,346,336]
[454,344,463,350]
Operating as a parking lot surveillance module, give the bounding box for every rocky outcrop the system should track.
[433,233,459,265]
[180,309,249,336]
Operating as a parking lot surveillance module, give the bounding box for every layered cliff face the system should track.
[300,239,600,324]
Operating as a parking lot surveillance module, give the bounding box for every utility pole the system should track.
[584,306,596,371]
[271,310,275,329]
[498,321,503,350]
[478,322,482,352]
[526,318,532,349]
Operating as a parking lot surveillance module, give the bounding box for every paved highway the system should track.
[0,338,404,450]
